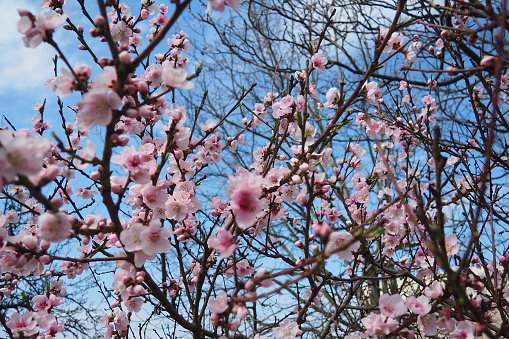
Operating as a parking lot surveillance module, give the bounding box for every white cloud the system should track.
[0,0,55,94]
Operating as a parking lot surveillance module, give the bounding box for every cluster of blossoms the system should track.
[1,0,508,338]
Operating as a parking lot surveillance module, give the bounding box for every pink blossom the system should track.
[323,87,340,108]
[480,55,497,67]
[32,295,51,311]
[324,231,360,259]
[140,184,167,210]
[51,68,75,98]
[273,319,301,339]
[405,295,431,314]
[311,53,328,71]
[379,28,404,53]
[208,291,228,313]
[17,10,67,48]
[75,90,122,130]
[124,297,144,313]
[206,0,240,12]
[445,234,459,256]
[379,293,407,318]
[165,198,188,221]
[139,221,172,256]
[0,130,51,184]
[110,21,132,45]
[0,227,8,251]
[161,61,194,89]
[38,212,73,243]
[120,223,145,253]
[208,227,237,259]
[417,313,438,336]
[225,259,254,278]
[74,140,96,170]
[34,311,56,330]
[228,170,263,229]
[361,313,399,335]
[450,320,475,339]
[7,311,39,337]
[424,281,444,299]
[364,81,382,104]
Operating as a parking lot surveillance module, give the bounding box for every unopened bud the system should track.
[440,30,451,39]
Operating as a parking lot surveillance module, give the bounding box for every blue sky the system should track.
[0,0,58,129]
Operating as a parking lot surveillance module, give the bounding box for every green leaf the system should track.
[365,223,385,238]
[330,120,350,134]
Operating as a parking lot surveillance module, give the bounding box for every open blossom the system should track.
[324,231,360,259]
[364,81,382,104]
[405,295,431,314]
[75,90,122,130]
[206,0,240,12]
[7,311,39,337]
[445,233,459,256]
[379,28,404,53]
[361,313,399,335]
[38,212,73,243]
[450,320,475,339]
[379,293,407,318]
[0,130,51,185]
[139,221,172,256]
[208,227,237,259]
[323,87,340,108]
[51,68,75,98]
[32,295,51,311]
[17,10,67,48]
[227,170,263,229]
[124,297,144,313]
[273,319,301,339]
[311,53,328,71]
[74,140,96,170]
[417,313,438,336]
[120,220,171,256]
[424,281,443,299]
[208,291,229,313]
[110,21,132,45]
[161,61,194,89]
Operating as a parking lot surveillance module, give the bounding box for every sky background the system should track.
[1,0,58,129]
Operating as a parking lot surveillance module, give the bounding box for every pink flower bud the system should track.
[480,55,497,67]
[446,66,457,75]
[119,51,131,63]
[117,135,129,146]
[111,299,121,308]
[51,198,64,209]
[40,240,51,250]
[98,57,110,67]
[137,81,149,93]
[299,163,309,172]
[39,255,52,264]
[440,30,451,39]
[94,16,106,27]
[244,280,255,291]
